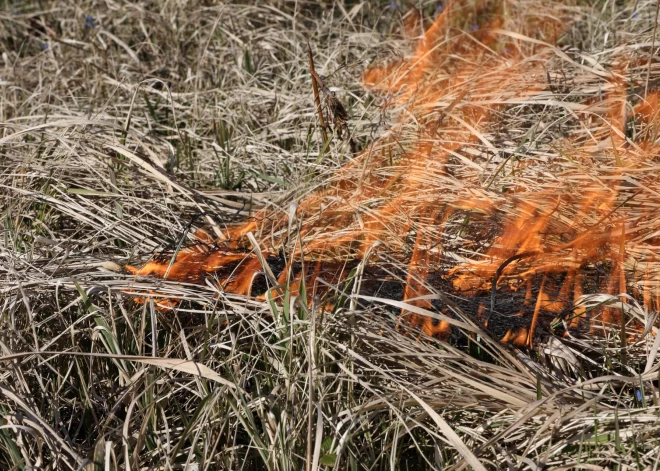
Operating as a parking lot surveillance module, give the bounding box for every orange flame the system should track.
[127,0,660,347]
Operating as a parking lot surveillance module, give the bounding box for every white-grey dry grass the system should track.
[2,1,660,470]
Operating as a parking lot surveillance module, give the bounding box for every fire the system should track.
[127,0,660,347]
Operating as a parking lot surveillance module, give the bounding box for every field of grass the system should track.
[2,0,660,469]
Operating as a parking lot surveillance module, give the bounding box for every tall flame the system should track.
[127,0,660,347]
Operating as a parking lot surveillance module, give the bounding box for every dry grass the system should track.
[2,0,660,470]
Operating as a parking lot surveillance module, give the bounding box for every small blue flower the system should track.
[470,24,479,32]
[437,4,444,12]
[39,42,48,51]
[635,389,643,401]
[503,47,511,55]
[632,12,639,20]
[85,15,95,29]
[387,1,399,11]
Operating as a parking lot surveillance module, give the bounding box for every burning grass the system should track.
[2,0,660,469]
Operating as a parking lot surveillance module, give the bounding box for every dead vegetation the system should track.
[2,0,660,470]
